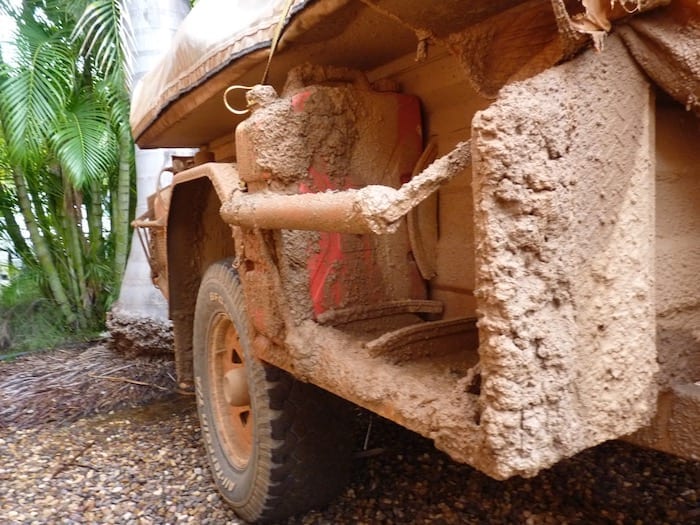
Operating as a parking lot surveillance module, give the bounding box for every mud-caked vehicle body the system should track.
[130,0,700,522]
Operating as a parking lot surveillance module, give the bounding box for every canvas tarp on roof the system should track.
[129,0,311,141]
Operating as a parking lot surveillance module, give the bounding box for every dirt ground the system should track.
[1,343,698,524]
[0,342,177,429]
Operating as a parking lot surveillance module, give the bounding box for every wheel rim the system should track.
[209,312,253,469]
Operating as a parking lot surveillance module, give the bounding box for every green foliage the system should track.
[0,18,74,164]
[73,0,133,84]
[0,266,99,357]
[52,92,118,186]
[0,0,135,339]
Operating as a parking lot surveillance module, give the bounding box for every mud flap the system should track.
[471,36,657,478]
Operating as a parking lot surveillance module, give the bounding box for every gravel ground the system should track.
[1,394,698,525]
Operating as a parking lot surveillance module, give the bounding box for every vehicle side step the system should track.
[364,317,478,363]
[316,299,444,326]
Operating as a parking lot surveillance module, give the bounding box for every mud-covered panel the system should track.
[368,49,491,319]
[471,36,657,478]
[624,100,700,462]
[653,103,700,388]
[236,79,424,321]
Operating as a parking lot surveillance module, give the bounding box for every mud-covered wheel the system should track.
[193,259,354,523]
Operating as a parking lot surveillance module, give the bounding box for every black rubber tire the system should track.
[193,259,354,523]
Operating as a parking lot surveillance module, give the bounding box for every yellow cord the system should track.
[223,0,296,115]
[261,0,296,85]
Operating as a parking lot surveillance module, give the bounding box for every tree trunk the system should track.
[85,179,104,260]
[0,188,35,267]
[112,124,132,287]
[84,179,106,320]
[12,166,76,325]
[61,174,89,327]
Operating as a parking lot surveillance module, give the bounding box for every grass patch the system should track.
[0,268,100,359]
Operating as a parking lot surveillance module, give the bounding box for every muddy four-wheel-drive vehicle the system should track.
[130,0,700,522]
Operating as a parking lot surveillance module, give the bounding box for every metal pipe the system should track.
[220,140,471,234]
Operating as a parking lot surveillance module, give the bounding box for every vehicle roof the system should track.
[131,0,699,149]
[130,0,537,148]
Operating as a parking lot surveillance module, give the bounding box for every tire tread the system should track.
[193,260,353,524]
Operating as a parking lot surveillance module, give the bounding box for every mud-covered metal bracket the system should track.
[132,198,168,294]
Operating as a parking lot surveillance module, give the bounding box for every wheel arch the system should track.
[166,163,239,388]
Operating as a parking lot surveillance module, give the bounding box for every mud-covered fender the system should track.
[165,162,240,387]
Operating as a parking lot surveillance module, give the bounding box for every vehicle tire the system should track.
[193,259,354,523]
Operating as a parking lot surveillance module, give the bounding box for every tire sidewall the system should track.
[193,263,269,517]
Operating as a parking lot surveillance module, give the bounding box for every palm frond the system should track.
[52,93,118,187]
[0,19,74,162]
[95,76,131,138]
[44,0,90,26]
[72,0,133,86]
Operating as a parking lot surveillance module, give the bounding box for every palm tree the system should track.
[72,0,135,283]
[0,0,191,340]
[0,0,130,330]
[2,2,108,325]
